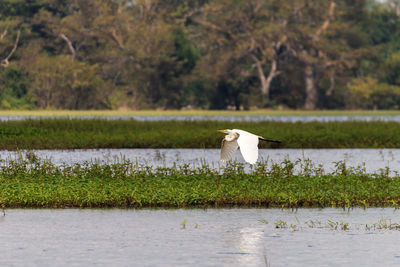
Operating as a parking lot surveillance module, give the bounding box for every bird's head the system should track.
[217,129,231,134]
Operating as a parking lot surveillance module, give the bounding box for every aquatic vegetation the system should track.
[0,153,400,208]
[305,220,323,229]
[258,219,269,224]
[368,218,400,230]
[327,220,350,231]
[266,218,400,232]
[0,119,399,149]
[181,220,187,229]
[274,220,288,229]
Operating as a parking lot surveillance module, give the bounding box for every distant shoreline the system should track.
[0,109,400,117]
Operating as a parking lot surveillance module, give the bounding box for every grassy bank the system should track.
[0,119,399,149]
[0,156,399,208]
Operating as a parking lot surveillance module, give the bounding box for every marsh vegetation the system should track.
[0,119,400,150]
[0,152,399,208]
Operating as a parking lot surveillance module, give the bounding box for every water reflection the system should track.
[236,227,265,266]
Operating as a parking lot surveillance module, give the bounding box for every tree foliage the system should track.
[0,0,399,110]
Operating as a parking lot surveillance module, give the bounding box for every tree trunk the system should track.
[304,63,317,110]
[59,33,76,61]
[251,54,280,100]
[325,70,335,96]
[302,0,336,108]
[1,29,20,67]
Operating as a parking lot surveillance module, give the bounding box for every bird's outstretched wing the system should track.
[237,133,259,164]
[220,138,239,162]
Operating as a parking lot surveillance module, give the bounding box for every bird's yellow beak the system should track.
[217,129,227,133]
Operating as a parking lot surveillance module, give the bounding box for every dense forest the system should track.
[1,0,400,110]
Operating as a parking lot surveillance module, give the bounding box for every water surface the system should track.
[3,115,400,122]
[5,148,400,174]
[0,208,399,266]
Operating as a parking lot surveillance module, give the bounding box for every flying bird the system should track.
[218,129,281,164]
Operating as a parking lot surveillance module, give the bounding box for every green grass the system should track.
[0,119,399,149]
[0,155,399,208]
[2,109,400,117]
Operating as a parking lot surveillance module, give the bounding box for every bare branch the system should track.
[0,28,8,40]
[292,1,309,19]
[1,29,21,67]
[326,70,336,96]
[110,29,125,50]
[185,7,235,40]
[251,54,280,97]
[180,8,202,25]
[191,17,226,35]
[275,35,287,50]
[247,1,262,19]
[313,1,336,41]
[59,33,76,61]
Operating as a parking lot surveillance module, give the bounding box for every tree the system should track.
[270,0,372,110]
[93,0,202,109]
[188,0,371,110]
[186,0,288,105]
[0,65,32,109]
[28,54,104,109]
[348,77,400,109]
[0,0,398,110]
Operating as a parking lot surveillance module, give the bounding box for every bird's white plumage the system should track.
[233,129,259,164]
[219,129,261,164]
[220,138,239,162]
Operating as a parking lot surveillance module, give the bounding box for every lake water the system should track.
[4,148,400,175]
[131,115,400,122]
[0,208,399,266]
[2,116,399,266]
[2,149,399,266]
[3,115,400,122]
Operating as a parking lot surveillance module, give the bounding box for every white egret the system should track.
[218,129,281,164]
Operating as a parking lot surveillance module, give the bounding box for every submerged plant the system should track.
[271,218,400,232]
[274,220,288,229]
[289,223,298,231]
[181,220,187,229]
[305,220,323,229]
